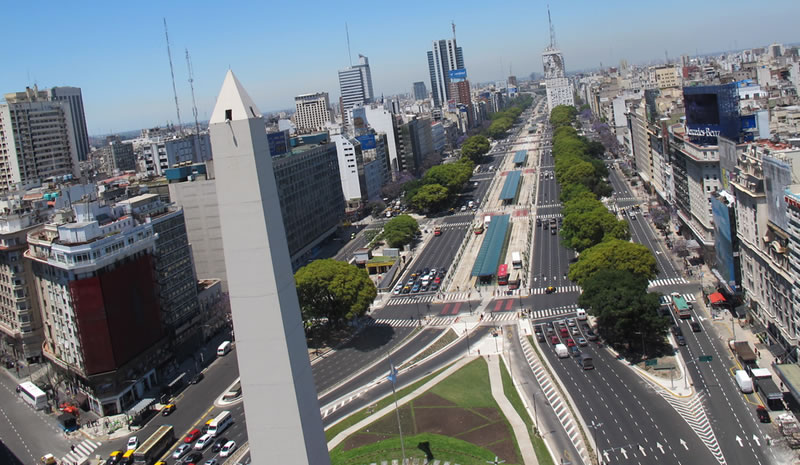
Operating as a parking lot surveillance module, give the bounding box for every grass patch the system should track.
[430,357,492,407]
[401,329,458,369]
[500,358,554,465]
[325,363,453,442]
[330,432,499,465]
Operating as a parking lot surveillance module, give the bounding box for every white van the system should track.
[576,308,587,321]
[555,343,569,358]
[735,370,754,393]
[217,341,232,356]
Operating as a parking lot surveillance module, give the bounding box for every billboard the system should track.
[711,194,738,291]
[356,134,376,150]
[718,137,737,192]
[683,83,739,144]
[763,155,792,231]
[449,68,467,82]
[73,254,163,375]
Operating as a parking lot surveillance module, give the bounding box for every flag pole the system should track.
[387,355,406,463]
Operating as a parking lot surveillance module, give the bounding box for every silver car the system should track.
[172,444,191,460]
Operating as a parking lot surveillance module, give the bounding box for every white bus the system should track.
[18,381,48,410]
[207,410,233,437]
[511,252,522,269]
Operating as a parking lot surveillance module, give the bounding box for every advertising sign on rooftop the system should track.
[449,68,467,82]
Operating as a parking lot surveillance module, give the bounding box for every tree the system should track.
[578,269,669,352]
[568,239,658,285]
[295,259,377,326]
[561,208,629,252]
[460,135,490,162]
[408,184,449,213]
[381,214,419,248]
[423,162,472,194]
[550,105,577,128]
[366,200,386,218]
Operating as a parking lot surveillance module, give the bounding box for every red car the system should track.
[559,327,569,337]
[433,276,441,284]
[566,338,575,347]
[184,428,202,443]
[550,336,559,345]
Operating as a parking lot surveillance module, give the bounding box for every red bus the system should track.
[497,264,509,285]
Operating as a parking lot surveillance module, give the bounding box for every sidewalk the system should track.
[486,356,539,465]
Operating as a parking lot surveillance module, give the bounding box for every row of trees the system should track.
[403,157,476,213]
[486,95,534,139]
[548,105,669,355]
[460,135,491,162]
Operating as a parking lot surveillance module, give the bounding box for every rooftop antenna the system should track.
[665,49,669,64]
[547,5,557,50]
[185,48,204,158]
[163,18,183,134]
[452,20,456,42]
[345,22,352,66]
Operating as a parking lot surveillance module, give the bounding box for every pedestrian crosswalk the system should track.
[537,201,562,208]
[648,277,690,288]
[367,311,518,328]
[530,285,581,294]
[613,196,639,202]
[62,439,101,465]
[387,294,435,306]
[438,222,472,228]
[535,212,563,219]
[659,293,697,305]
[528,304,579,320]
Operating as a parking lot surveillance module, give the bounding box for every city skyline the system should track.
[2,0,798,134]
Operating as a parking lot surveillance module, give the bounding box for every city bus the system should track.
[497,264,509,286]
[511,251,522,269]
[18,381,48,410]
[133,425,174,465]
[670,292,691,319]
[207,410,233,437]
[508,273,520,290]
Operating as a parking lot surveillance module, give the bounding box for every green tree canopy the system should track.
[423,162,472,194]
[461,135,491,162]
[560,208,629,252]
[381,214,419,248]
[577,269,669,352]
[408,184,449,213]
[550,105,577,128]
[295,259,377,325]
[568,238,658,285]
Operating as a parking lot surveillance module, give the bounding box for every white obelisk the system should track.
[208,71,330,465]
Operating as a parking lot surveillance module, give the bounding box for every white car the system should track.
[172,444,191,460]
[392,285,403,295]
[220,441,237,457]
[194,433,213,450]
[127,437,138,450]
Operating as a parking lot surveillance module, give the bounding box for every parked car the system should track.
[191,372,204,384]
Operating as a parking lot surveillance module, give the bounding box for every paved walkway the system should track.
[486,356,539,465]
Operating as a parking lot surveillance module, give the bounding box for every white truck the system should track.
[735,370,754,393]
[555,343,569,359]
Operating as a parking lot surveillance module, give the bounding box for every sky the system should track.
[3,0,798,135]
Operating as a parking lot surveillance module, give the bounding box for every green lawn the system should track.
[329,433,500,465]
[325,363,453,441]
[429,356,493,407]
[500,358,555,465]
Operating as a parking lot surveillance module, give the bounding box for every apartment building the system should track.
[294,93,332,133]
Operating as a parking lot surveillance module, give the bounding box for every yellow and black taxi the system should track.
[162,403,176,416]
[105,451,122,465]
[545,286,556,294]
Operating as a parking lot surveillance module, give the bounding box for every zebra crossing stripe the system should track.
[655,390,726,465]
[648,277,689,287]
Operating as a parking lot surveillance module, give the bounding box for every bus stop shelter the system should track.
[513,150,527,166]
[499,171,522,204]
[471,215,510,284]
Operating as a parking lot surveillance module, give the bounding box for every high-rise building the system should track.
[97,136,136,174]
[4,86,90,162]
[427,39,465,108]
[116,194,200,356]
[0,195,45,364]
[26,198,167,416]
[208,70,330,465]
[413,81,428,100]
[542,9,574,111]
[140,133,211,176]
[338,55,374,125]
[48,87,90,162]
[0,90,80,191]
[294,93,332,133]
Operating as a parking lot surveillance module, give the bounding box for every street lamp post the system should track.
[465,321,471,355]
[414,298,422,327]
